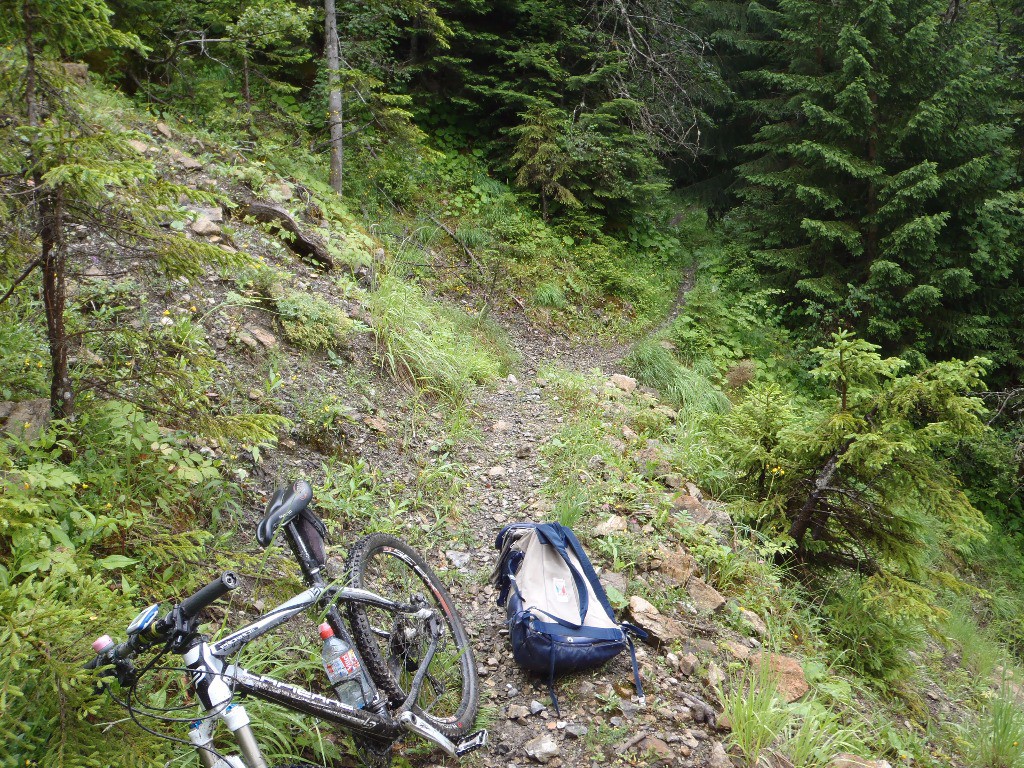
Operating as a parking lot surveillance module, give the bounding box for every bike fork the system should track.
[189,703,267,768]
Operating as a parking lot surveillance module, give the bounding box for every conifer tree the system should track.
[736,0,1024,375]
[0,1,247,419]
[721,331,991,590]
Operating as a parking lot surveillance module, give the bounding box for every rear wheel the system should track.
[346,533,479,739]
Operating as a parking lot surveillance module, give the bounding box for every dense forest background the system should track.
[2,0,1024,766]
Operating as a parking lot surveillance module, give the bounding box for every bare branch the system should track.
[0,257,41,305]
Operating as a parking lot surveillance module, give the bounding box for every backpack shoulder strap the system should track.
[534,523,589,626]
[559,525,618,620]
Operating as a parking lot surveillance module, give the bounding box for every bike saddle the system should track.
[257,480,314,547]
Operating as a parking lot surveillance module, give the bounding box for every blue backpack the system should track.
[493,522,645,712]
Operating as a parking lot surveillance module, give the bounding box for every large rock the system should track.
[739,608,769,637]
[671,493,713,525]
[0,398,51,442]
[245,326,277,349]
[653,545,695,586]
[609,374,638,393]
[830,755,893,768]
[635,439,672,480]
[751,653,809,702]
[168,147,203,170]
[62,62,89,84]
[524,734,560,763]
[594,514,628,536]
[687,576,726,613]
[633,735,673,765]
[193,206,223,223]
[708,741,733,768]
[190,214,221,236]
[627,595,688,646]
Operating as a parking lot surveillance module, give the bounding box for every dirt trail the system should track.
[447,316,652,768]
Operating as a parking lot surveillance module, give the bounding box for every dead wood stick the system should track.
[237,200,333,269]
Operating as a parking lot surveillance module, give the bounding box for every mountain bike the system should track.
[86,480,484,768]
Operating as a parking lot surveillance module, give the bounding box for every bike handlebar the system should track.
[179,571,239,621]
[87,571,239,682]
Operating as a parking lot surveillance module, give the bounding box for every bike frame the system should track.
[183,582,475,768]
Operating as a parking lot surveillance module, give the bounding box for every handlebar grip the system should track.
[178,571,239,620]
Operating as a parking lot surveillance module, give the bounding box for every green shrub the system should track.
[821,579,926,685]
[276,292,354,351]
[0,401,237,767]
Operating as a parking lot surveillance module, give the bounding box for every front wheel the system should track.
[346,533,479,739]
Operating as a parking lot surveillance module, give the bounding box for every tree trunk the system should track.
[23,3,73,420]
[324,0,344,193]
[242,50,251,106]
[41,188,72,419]
[788,449,844,546]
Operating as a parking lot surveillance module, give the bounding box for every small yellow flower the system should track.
[163,309,170,316]
[36,362,43,367]
[81,483,88,489]
[24,421,32,429]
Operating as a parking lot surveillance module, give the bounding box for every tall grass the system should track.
[624,339,730,414]
[367,276,505,402]
[971,684,1024,768]
[719,660,790,764]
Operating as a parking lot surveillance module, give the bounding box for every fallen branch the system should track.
[427,214,486,280]
[237,200,333,269]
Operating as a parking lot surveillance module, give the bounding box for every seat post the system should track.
[284,520,326,587]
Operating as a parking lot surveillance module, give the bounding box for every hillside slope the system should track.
[2,77,1023,768]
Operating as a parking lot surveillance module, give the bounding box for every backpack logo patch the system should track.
[552,578,569,602]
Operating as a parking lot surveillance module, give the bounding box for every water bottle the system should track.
[319,622,368,709]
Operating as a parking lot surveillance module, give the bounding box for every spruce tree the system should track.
[721,331,991,600]
[0,1,248,419]
[736,0,1024,375]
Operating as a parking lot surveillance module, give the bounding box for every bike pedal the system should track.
[455,729,488,756]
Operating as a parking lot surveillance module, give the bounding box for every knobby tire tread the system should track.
[346,533,479,740]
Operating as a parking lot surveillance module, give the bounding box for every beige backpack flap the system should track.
[514,533,619,630]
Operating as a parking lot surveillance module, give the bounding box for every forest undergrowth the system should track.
[2,3,1024,765]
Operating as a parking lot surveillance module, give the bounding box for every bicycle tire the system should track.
[346,533,479,739]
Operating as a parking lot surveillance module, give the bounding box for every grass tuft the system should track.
[624,339,730,414]
[367,276,505,402]
[971,684,1024,768]
[719,659,790,764]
